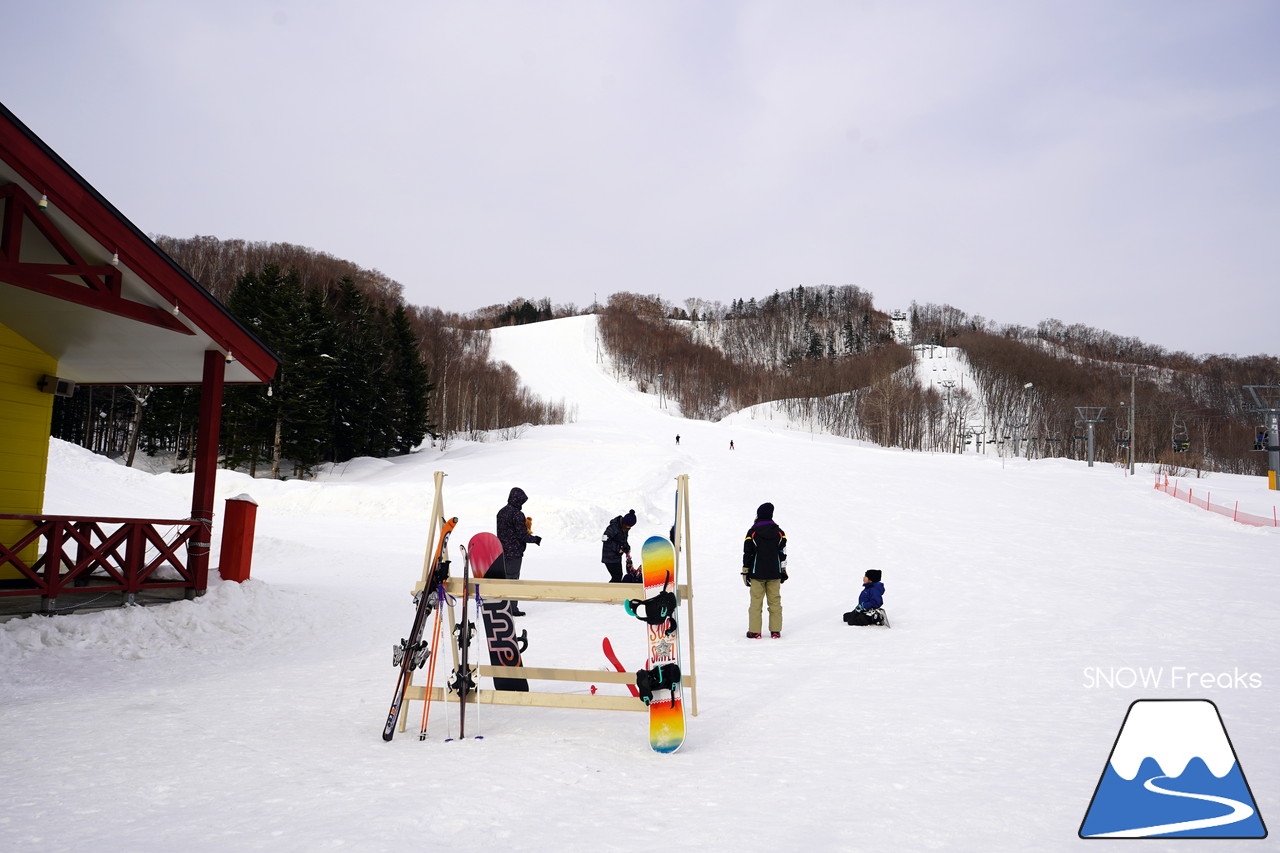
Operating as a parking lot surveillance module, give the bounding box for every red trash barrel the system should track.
[218,494,259,582]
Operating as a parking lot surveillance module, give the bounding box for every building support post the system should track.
[189,349,226,595]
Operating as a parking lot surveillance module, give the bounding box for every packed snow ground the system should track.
[2,315,1276,852]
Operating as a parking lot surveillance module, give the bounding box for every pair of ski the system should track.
[620,535,686,754]
[383,525,527,742]
[382,517,457,742]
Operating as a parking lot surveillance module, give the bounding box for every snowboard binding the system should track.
[635,662,681,706]
[624,570,678,632]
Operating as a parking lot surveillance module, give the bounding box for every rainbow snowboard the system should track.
[637,535,685,753]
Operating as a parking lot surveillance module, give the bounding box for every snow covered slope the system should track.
[2,315,1276,852]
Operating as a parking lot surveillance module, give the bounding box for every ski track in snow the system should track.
[2,316,1277,853]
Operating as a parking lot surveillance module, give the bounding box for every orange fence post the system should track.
[218,494,259,583]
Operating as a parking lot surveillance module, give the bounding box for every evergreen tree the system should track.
[388,303,434,453]
[805,322,823,360]
[327,277,383,461]
[283,286,337,472]
[222,264,289,471]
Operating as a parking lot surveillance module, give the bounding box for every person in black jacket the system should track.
[742,502,787,638]
[497,488,541,577]
[600,509,636,582]
[496,488,541,615]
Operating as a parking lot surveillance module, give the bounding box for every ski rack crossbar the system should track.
[419,577,698,713]
[445,578,690,603]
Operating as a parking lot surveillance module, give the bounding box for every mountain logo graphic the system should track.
[1080,699,1267,839]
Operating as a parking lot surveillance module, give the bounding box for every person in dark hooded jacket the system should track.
[742,502,787,638]
[600,509,636,582]
[496,487,541,581]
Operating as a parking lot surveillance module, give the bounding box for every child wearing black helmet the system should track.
[843,570,887,626]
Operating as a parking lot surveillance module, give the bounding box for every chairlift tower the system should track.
[1120,374,1136,475]
[966,425,986,455]
[1075,407,1108,468]
[1244,386,1280,490]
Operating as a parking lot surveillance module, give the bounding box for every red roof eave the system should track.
[0,101,278,383]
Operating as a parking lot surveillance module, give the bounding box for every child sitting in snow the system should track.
[843,569,887,626]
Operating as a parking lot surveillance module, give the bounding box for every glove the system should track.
[531,536,542,545]
[780,569,789,584]
[741,569,751,588]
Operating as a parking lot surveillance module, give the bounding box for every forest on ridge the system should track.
[48,235,1280,479]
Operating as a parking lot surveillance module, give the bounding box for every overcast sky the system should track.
[5,1,1278,356]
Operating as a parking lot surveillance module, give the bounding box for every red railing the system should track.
[0,514,206,607]
[1153,476,1280,528]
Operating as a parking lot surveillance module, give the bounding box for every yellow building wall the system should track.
[0,319,56,579]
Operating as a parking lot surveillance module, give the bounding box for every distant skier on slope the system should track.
[601,509,636,582]
[742,502,787,638]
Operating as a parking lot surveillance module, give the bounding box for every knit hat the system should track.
[756,502,774,521]
[622,509,637,527]
[865,569,882,583]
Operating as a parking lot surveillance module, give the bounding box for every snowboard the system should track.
[465,532,529,692]
[632,535,685,753]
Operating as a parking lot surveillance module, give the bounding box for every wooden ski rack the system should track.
[397,474,699,731]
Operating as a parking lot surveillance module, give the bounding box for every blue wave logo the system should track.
[1080,700,1266,838]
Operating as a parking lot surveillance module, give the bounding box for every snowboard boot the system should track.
[771,632,781,639]
[746,631,761,639]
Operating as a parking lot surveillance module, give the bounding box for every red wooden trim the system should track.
[0,260,191,334]
[0,185,25,258]
[1,111,278,382]
[0,516,203,600]
[142,523,200,581]
[188,350,225,592]
[3,261,122,295]
[44,519,65,595]
[0,184,104,283]
[0,514,195,524]
[0,528,40,578]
